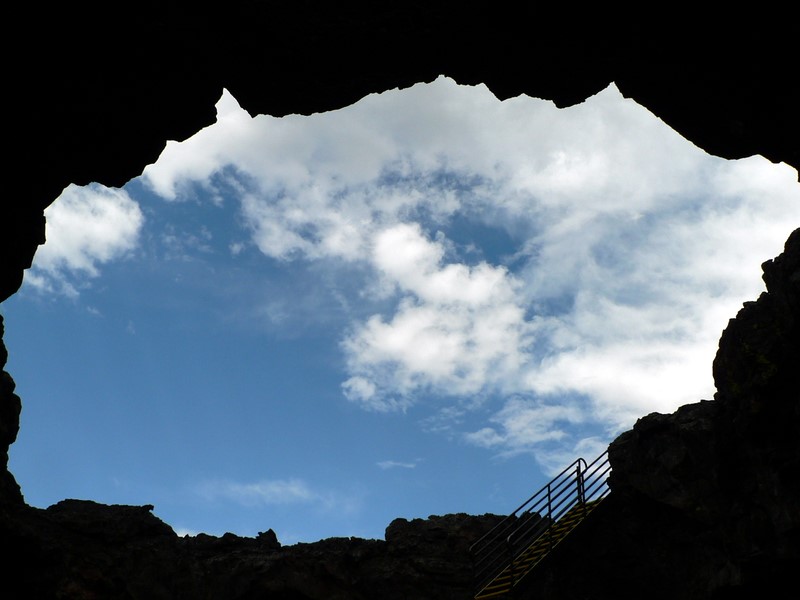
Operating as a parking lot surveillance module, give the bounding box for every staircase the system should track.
[470,451,611,599]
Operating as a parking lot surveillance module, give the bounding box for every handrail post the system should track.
[507,536,516,590]
[546,482,552,522]
[547,480,554,555]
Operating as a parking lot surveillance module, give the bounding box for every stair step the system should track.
[474,498,606,599]
[477,590,509,597]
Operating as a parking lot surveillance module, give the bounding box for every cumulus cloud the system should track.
[138,77,800,464]
[342,223,532,411]
[25,183,144,296]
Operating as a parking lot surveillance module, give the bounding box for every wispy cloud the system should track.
[196,477,362,516]
[376,459,420,470]
[161,223,214,260]
[197,478,314,506]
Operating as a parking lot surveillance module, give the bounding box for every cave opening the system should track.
[2,77,798,545]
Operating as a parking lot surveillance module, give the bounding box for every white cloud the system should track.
[465,396,585,450]
[137,77,800,460]
[341,223,532,411]
[25,183,144,296]
[376,460,418,470]
[198,478,314,507]
[196,477,363,516]
[533,436,612,478]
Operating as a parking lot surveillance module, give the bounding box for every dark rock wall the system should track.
[1,4,798,599]
[519,230,800,599]
[0,315,23,506]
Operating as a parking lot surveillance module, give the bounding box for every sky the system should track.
[2,77,798,544]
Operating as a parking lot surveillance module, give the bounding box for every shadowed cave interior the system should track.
[1,5,798,599]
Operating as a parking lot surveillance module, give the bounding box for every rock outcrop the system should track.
[1,4,798,599]
[0,315,23,506]
[516,228,800,599]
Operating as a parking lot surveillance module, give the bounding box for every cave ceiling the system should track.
[2,4,798,302]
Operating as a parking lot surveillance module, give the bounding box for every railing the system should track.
[470,450,611,597]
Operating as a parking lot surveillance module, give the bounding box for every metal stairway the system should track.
[470,451,611,599]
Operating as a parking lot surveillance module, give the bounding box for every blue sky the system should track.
[2,77,798,544]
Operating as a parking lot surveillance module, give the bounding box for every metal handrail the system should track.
[470,450,610,597]
[471,458,582,552]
